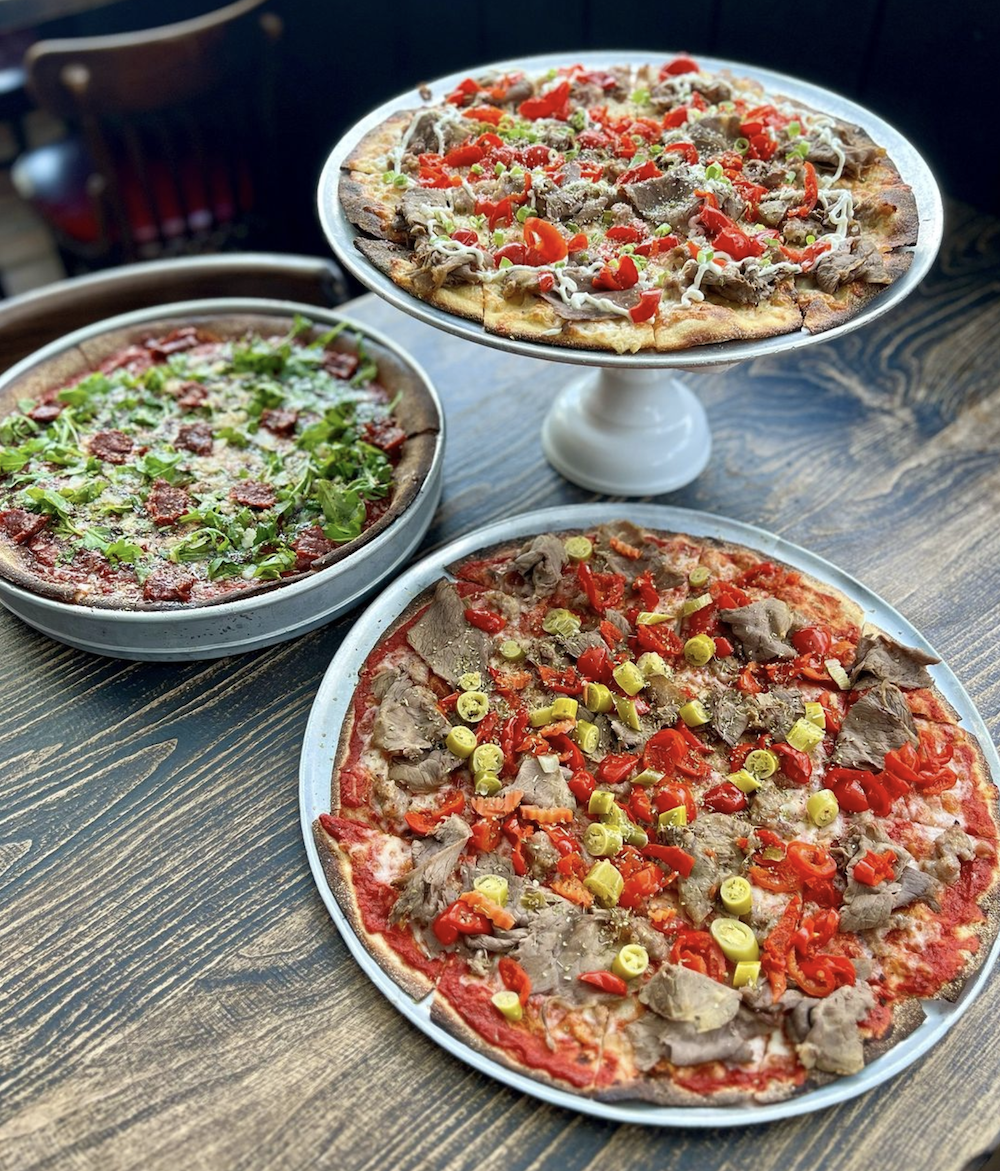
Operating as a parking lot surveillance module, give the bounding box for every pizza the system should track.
[0,313,437,609]
[339,55,918,355]
[314,519,999,1106]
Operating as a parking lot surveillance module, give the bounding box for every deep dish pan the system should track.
[0,299,444,660]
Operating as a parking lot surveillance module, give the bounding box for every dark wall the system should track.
[29,0,997,258]
[270,0,995,255]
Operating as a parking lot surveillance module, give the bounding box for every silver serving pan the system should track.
[318,51,943,370]
[0,299,444,660]
[300,502,1000,1128]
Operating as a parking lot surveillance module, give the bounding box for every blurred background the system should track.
[0,0,994,298]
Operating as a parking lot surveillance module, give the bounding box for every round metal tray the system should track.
[318,52,943,494]
[0,299,444,661]
[300,502,1000,1128]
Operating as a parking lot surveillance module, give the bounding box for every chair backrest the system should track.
[24,0,282,264]
[0,253,349,373]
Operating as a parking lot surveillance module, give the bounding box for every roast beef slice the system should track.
[390,815,470,926]
[719,598,797,661]
[388,748,461,792]
[407,580,492,685]
[592,520,685,588]
[512,905,617,995]
[795,984,875,1075]
[513,753,576,809]
[753,688,805,740]
[626,1011,753,1071]
[639,963,741,1033]
[849,626,939,691]
[512,533,567,596]
[676,813,751,927]
[832,681,917,770]
[372,671,450,759]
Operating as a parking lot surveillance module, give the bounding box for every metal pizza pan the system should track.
[0,299,444,660]
[299,501,999,1128]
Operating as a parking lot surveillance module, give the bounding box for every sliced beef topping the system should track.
[679,257,796,306]
[145,480,193,525]
[513,753,575,809]
[639,963,741,1032]
[175,421,214,455]
[559,628,607,660]
[388,748,461,793]
[398,187,452,235]
[677,813,751,927]
[832,681,917,770]
[0,508,49,544]
[753,688,805,740]
[230,480,276,509]
[807,126,882,179]
[623,169,700,226]
[371,670,450,759]
[626,1012,753,1071]
[404,109,445,155]
[849,627,939,691]
[928,824,976,884]
[719,598,797,661]
[293,525,337,571]
[407,580,492,686]
[28,401,64,423]
[89,429,134,464]
[390,814,470,926]
[142,565,196,603]
[712,691,752,746]
[793,983,875,1075]
[838,885,894,934]
[260,407,299,437]
[524,831,560,880]
[892,864,937,910]
[512,533,566,596]
[592,520,685,588]
[512,904,617,995]
[812,238,890,294]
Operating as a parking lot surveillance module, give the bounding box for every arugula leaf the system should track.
[207,557,245,581]
[23,486,73,519]
[134,448,185,483]
[216,426,249,448]
[168,527,231,563]
[349,340,378,388]
[252,546,297,579]
[57,372,110,406]
[0,415,38,445]
[233,338,289,376]
[315,481,366,543]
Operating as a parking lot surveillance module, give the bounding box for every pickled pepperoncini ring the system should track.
[456,691,489,722]
[611,944,649,981]
[709,917,760,963]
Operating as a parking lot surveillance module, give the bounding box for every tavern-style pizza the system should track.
[0,315,436,609]
[315,520,998,1106]
[339,55,917,354]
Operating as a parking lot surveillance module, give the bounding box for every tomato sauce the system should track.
[674,1057,807,1097]
[436,959,600,1088]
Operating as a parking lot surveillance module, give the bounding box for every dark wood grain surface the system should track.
[2,198,999,1171]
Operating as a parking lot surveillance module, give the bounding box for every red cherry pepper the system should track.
[853,848,897,886]
[641,842,695,877]
[596,753,639,785]
[660,55,700,77]
[791,625,833,655]
[629,290,661,323]
[578,970,629,995]
[464,607,506,634]
[702,781,748,814]
[772,741,812,786]
[568,768,597,804]
[432,900,492,946]
[498,957,532,1006]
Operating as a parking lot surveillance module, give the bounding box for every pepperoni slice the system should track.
[175,422,213,455]
[89,430,134,464]
[231,480,275,509]
[293,525,336,570]
[0,508,49,544]
[175,382,209,411]
[28,401,64,424]
[260,407,299,437]
[323,351,360,380]
[142,565,197,602]
[145,480,193,525]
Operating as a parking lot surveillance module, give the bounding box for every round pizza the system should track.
[0,314,436,609]
[338,55,919,354]
[315,520,998,1107]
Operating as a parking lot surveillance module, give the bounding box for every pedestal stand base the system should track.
[541,367,711,495]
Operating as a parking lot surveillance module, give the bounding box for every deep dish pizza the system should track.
[0,315,435,609]
[315,520,998,1106]
[339,55,918,354]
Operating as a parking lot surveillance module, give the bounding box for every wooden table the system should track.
[2,198,999,1171]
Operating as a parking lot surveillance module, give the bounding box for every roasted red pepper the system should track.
[578,970,629,995]
[772,741,812,786]
[404,790,465,836]
[702,781,748,815]
[653,781,697,823]
[788,161,819,219]
[660,55,700,77]
[699,204,765,260]
[568,768,596,804]
[791,625,833,655]
[519,80,571,121]
[596,753,639,784]
[671,930,727,982]
[433,900,492,945]
[786,840,837,881]
[464,607,506,634]
[592,254,639,291]
[523,216,568,263]
[629,289,661,323]
[641,842,696,877]
[498,957,532,1006]
[853,848,897,886]
[619,864,665,909]
[617,159,662,185]
[642,728,687,772]
[577,561,626,612]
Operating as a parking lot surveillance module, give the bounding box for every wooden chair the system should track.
[11,0,283,272]
[0,252,349,373]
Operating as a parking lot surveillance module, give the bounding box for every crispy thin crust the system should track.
[343,109,418,174]
[798,249,913,334]
[357,238,487,323]
[312,821,435,1002]
[483,287,655,354]
[654,287,804,351]
[339,172,408,244]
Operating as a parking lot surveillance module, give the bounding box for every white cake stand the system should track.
[317,51,943,496]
